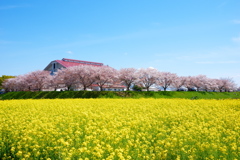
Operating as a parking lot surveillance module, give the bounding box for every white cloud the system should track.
[66,51,73,54]
[148,67,155,69]
[232,36,240,43]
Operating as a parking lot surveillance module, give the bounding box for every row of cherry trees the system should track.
[2,65,238,92]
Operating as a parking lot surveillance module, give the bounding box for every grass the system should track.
[0,91,239,100]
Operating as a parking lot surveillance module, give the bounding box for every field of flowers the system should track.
[0,99,240,160]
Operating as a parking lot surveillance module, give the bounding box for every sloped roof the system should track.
[56,58,104,68]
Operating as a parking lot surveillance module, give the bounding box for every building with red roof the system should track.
[43,58,127,91]
[44,58,104,74]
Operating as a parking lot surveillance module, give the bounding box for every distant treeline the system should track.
[1,66,239,92]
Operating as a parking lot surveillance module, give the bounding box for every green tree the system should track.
[132,85,143,91]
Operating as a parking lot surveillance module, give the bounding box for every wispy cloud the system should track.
[151,22,161,26]
[196,61,239,64]
[154,53,177,57]
[0,40,13,44]
[0,40,31,45]
[44,28,170,50]
[232,20,240,24]
[217,1,227,8]
[0,5,19,10]
[0,5,29,10]
[232,36,240,43]
[176,46,240,61]
[232,74,240,78]
[176,53,219,61]
[66,51,73,54]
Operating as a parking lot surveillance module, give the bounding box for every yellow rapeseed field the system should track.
[0,99,240,160]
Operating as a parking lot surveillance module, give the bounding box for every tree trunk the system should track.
[67,86,71,91]
[127,84,131,91]
[146,87,149,91]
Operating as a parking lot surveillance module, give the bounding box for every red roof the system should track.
[56,58,103,68]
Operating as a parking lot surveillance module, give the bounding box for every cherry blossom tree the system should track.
[46,73,61,91]
[219,78,236,92]
[157,72,178,91]
[2,78,16,92]
[212,78,235,92]
[3,74,31,91]
[118,68,138,91]
[215,78,229,92]
[72,65,97,90]
[172,76,186,91]
[14,75,29,91]
[137,68,158,91]
[184,76,195,91]
[0,75,15,89]
[237,86,240,91]
[24,70,50,91]
[57,67,78,91]
[208,78,219,92]
[191,75,208,91]
[93,66,117,91]
[201,77,212,91]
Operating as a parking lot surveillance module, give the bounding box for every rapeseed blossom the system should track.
[0,99,239,159]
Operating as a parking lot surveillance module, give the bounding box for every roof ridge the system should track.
[62,58,103,66]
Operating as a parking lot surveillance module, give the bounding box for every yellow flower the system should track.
[1,99,239,159]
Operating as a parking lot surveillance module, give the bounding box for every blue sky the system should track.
[0,0,240,86]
